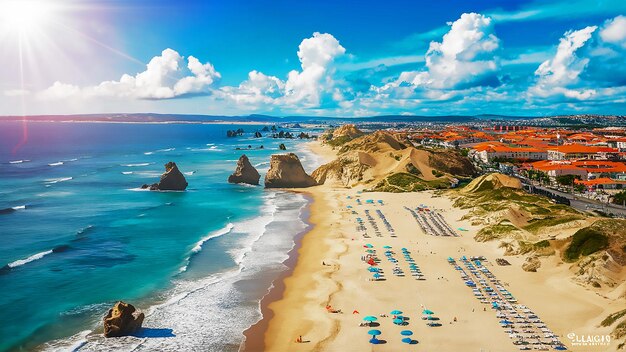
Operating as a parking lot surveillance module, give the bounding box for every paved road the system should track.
[520,180,626,217]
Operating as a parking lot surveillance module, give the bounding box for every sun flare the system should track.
[0,0,54,34]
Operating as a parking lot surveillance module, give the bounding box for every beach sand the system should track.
[244,141,621,352]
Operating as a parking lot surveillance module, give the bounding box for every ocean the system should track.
[0,121,319,351]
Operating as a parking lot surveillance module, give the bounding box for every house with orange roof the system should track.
[574,177,626,190]
[547,144,620,161]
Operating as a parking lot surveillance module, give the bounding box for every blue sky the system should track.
[0,0,625,116]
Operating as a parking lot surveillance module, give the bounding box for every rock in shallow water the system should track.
[140,162,188,191]
[228,154,260,185]
[264,153,317,188]
[103,301,144,337]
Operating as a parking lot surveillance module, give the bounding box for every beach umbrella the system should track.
[366,249,375,253]
[401,337,413,344]
[368,267,379,272]
[369,337,379,344]
[373,273,381,279]
[365,244,373,248]
[367,329,381,336]
[400,330,413,336]
[383,245,392,249]
[554,346,567,350]
[363,316,378,322]
[393,318,403,325]
[422,309,434,315]
[499,320,513,325]
[390,310,403,315]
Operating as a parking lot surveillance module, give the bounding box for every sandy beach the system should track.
[243,140,622,352]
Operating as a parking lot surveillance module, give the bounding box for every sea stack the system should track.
[228,154,261,185]
[141,161,188,191]
[264,153,317,188]
[103,301,144,337]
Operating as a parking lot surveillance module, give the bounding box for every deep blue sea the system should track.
[0,121,318,351]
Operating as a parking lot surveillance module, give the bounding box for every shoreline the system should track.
[240,192,313,352]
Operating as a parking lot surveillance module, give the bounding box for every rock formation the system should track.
[103,301,144,337]
[279,143,287,150]
[227,128,244,137]
[332,124,363,139]
[522,256,541,272]
[141,162,188,191]
[264,153,317,188]
[228,155,260,185]
[254,131,262,138]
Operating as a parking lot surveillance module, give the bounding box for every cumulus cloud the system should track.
[529,15,626,102]
[383,13,500,93]
[600,15,626,48]
[530,26,597,99]
[220,32,346,110]
[40,49,220,100]
[283,32,346,106]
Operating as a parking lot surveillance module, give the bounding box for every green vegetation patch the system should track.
[601,309,626,327]
[327,135,352,147]
[564,227,609,262]
[476,221,519,242]
[524,215,583,233]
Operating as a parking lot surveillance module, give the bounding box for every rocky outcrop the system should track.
[332,124,363,139]
[227,128,244,137]
[254,131,262,138]
[264,153,317,188]
[522,256,541,272]
[141,162,188,191]
[103,301,144,337]
[228,155,260,185]
[279,143,287,150]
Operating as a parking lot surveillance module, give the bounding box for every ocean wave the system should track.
[126,187,151,192]
[189,147,223,152]
[121,162,152,167]
[157,148,176,152]
[144,151,154,155]
[183,171,196,176]
[76,225,95,236]
[9,159,30,164]
[0,205,26,215]
[121,171,133,175]
[65,158,78,162]
[191,223,235,254]
[5,249,54,269]
[44,177,73,184]
[48,161,64,166]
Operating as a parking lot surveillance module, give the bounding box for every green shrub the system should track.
[564,228,609,261]
[534,240,550,248]
[327,135,352,147]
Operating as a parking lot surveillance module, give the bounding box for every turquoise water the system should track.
[0,121,316,351]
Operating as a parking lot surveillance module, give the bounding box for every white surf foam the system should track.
[48,161,64,166]
[12,205,26,210]
[144,151,154,155]
[254,161,270,168]
[121,163,152,167]
[9,159,30,164]
[183,171,196,176]
[121,171,133,175]
[44,177,73,184]
[191,223,235,254]
[7,249,54,268]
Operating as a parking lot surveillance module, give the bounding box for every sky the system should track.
[0,0,625,117]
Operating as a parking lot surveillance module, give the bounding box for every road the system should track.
[519,179,626,218]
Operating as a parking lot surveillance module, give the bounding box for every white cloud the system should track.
[529,16,626,102]
[531,25,597,98]
[39,49,220,100]
[220,32,346,110]
[3,89,30,97]
[386,13,500,91]
[283,32,346,106]
[600,15,626,48]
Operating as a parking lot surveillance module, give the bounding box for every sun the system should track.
[0,0,54,34]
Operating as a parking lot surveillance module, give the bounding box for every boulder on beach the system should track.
[228,154,261,185]
[140,162,188,191]
[522,256,541,272]
[103,301,144,337]
[264,153,317,188]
